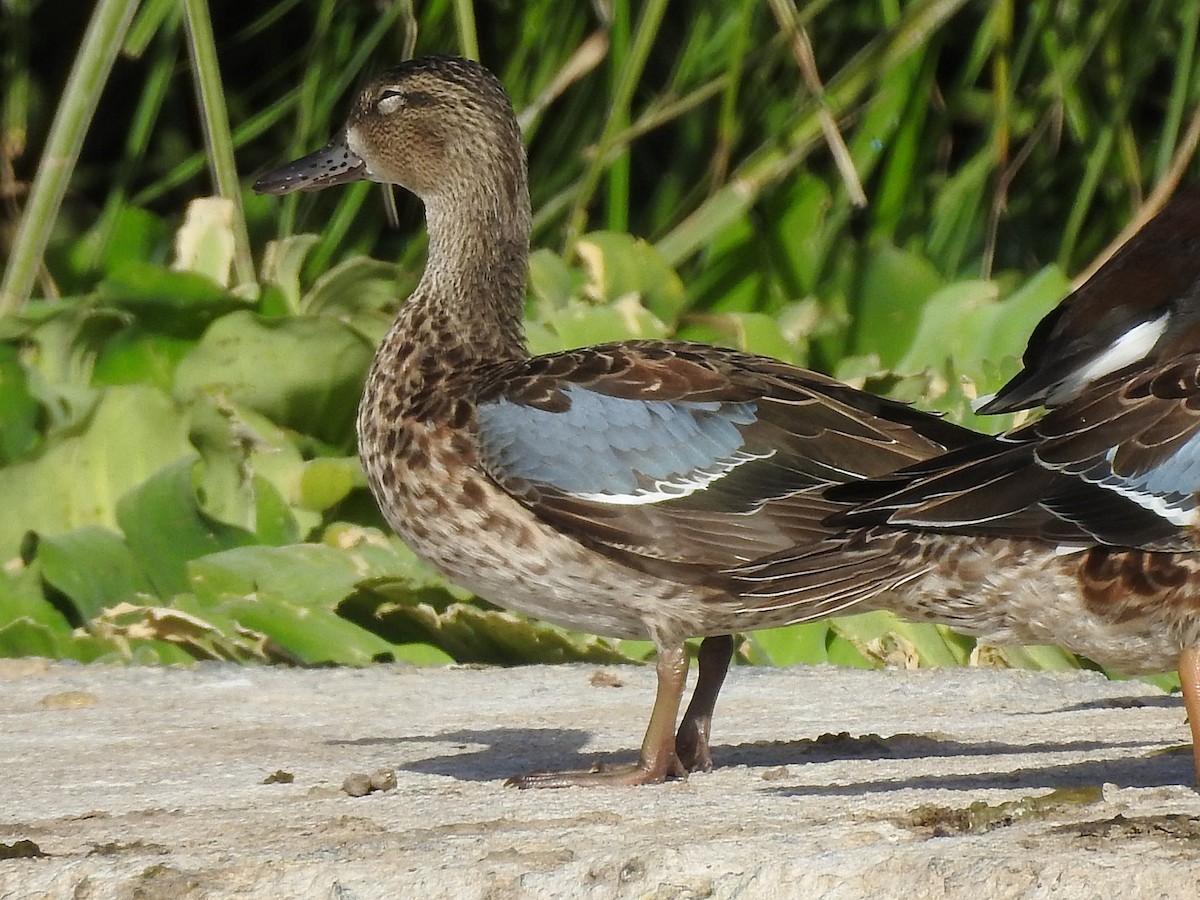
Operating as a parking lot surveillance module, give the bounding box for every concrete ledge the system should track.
[3,660,1200,898]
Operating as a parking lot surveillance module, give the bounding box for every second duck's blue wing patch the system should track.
[477,384,774,505]
[1066,433,1200,527]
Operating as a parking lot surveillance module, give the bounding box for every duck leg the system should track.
[1179,646,1200,785]
[507,640,690,788]
[675,634,734,772]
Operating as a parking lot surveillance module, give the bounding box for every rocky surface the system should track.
[3,658,1200,898]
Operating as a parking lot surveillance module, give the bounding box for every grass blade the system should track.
[0,0,139,314]
[182,0,257,295]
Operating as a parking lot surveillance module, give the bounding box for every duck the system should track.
[252,55,983,787]
[976,184,1200,414]
[732,194,1200,781]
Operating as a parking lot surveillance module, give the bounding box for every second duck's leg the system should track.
[507,639,691,789]
[675,634,734,772]
[1178,646,1200,786]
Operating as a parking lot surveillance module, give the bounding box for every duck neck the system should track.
[403,181,531,363]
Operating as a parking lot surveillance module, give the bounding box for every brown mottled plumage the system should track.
[254,56,981,786]
[735,337,1200,783]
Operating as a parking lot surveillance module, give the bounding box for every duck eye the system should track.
[377,90,405,115]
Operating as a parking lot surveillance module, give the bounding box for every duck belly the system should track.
[876,536,1188,675]
[358,419,725,641]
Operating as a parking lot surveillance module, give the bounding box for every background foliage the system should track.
[1,0,1197,681]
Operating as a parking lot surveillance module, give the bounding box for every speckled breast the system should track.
[354,365,720,641]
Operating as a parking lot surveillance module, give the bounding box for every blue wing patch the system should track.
[477,385,774,505]
[1068,433,1200,526]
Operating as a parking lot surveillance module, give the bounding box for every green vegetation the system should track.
[0,0,1196,678]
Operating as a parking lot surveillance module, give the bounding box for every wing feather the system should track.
[471,342,979,576]
[830,355,1200,551]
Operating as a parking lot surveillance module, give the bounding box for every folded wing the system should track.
[473,342,978,580]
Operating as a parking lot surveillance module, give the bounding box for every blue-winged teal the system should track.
[735,188,1200,783]
[254,56,981,787]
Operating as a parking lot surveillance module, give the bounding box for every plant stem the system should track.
[453,0,479,60]
[182,0,257,295]
[0,0,138,315]
[606,0,631,232]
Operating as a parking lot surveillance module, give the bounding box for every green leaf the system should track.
[96,261,244,335]
[207,590,400,665]
[321,523,459,578]
[251,476,303,546]
[0,619,68,660]
[830,610,973,668]
[92,586,411,666]
[528,248,578,309]
[300,255,405,322]
[37,526,156,620]
[92,328,193,390]
[683,311,801,362]
[0,344,41,463]
[0,385,193,561]
[825,632,877,669]
[882,265,1072,427]
[392,643,455,665]
[990,643,1084,672]
[894,279,1001,375]
[525,296,669,354]
[345,589,637,665]
[685,215,766,315]
[972,265,1071,383]
[176,533,466,664]
[116,458,256,598]
[189,543,385,608]
[68,206,170,281]
[186,396,308,541]
[297,457,361,511]
[173,311,374,447]
[0,567,112,662]
[260,234,321,313]
[851,242,944,367]
[0,564,74,632]
[1138,672,1180,693]
[575,232,687,323]
[745,621,832,666]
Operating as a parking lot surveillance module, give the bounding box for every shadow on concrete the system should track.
[331,724,1185,789]
[1050,695,1182,713]
[770,749,1194,794]
[332,727,600,782]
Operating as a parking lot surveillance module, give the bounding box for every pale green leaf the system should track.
[37,526,156,620]
[173,311,374,447]
[0,385,193,561]
[117,458,256,597]
[575,231,687,323]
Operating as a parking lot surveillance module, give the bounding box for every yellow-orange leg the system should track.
[1179,646,1200,785]
[507,641,690,788]
[675,634,734,772]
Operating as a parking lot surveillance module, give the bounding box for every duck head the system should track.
[253,55,526,211]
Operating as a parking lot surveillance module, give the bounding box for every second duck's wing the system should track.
[472,341,979,580]
[831,355,1200,552]
[978,184,1200,414]
[727,356,1200,622]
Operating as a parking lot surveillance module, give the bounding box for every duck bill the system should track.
[253,133,367,195]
